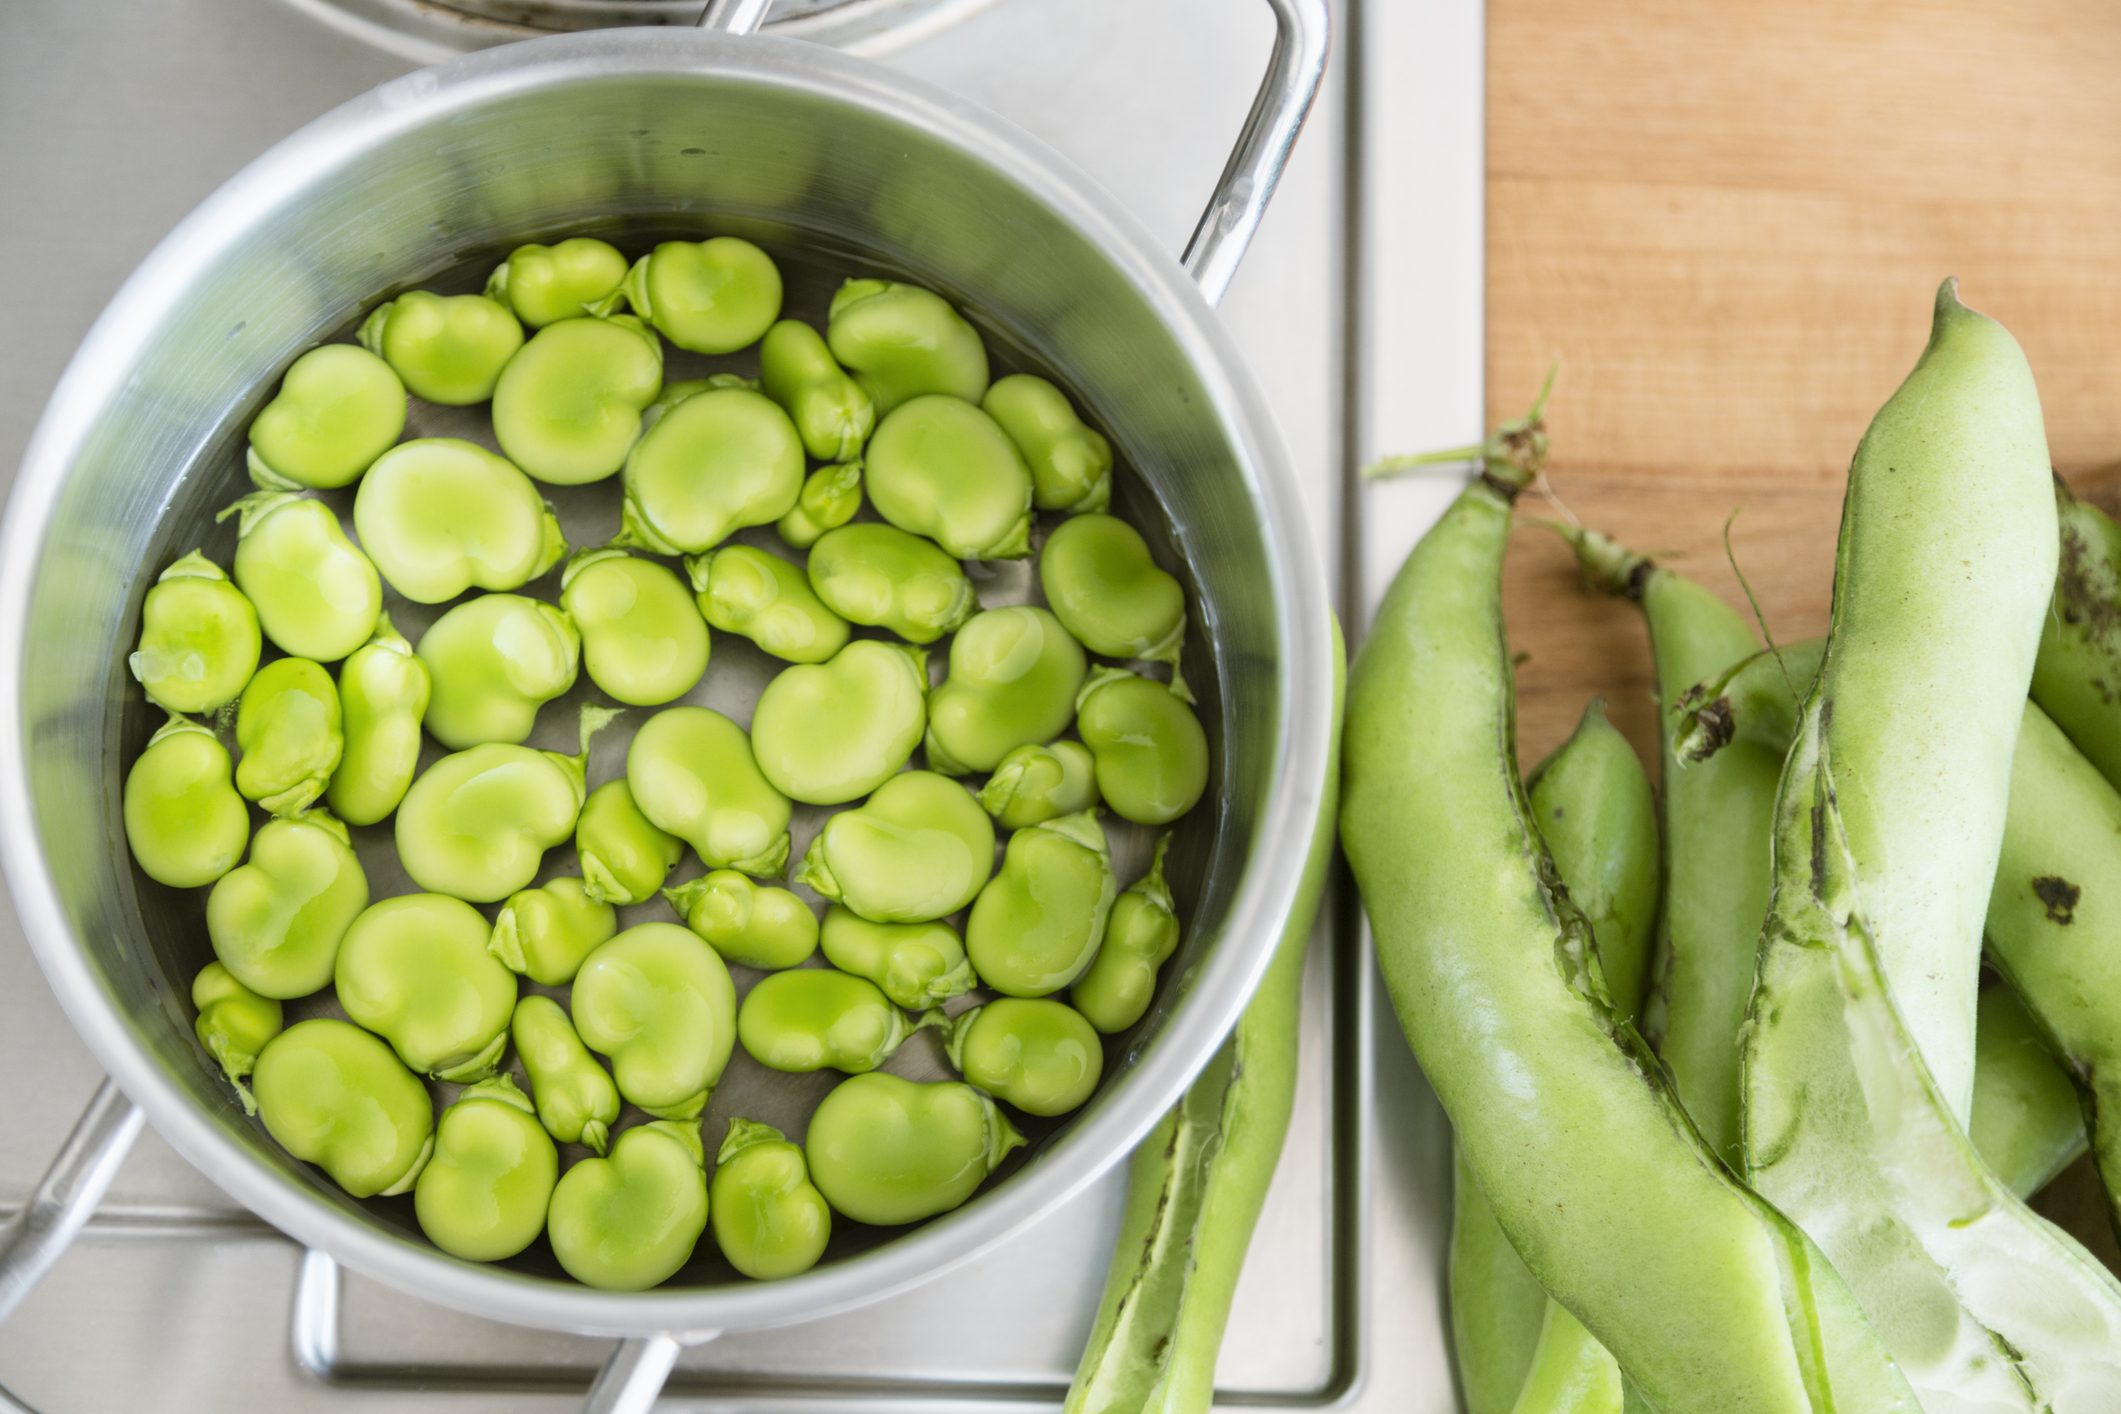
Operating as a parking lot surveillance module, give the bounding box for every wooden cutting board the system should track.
[1485,0,2121,1257]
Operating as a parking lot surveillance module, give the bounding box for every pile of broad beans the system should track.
[1346,282,2121,1412]
[123,234,1225,1291]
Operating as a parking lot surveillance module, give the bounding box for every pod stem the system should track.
[1363,361,1557,498]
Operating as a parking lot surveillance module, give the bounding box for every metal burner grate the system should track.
[281,0,1002,63]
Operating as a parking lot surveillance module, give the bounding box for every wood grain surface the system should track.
[1488,0,2121,771]
[1484,0,2121,1260]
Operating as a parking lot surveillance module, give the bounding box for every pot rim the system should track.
[0,26,1335,1338]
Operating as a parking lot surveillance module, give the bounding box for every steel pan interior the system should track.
[0,28,1332,1337]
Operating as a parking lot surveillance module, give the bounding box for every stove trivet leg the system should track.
[0,1078,143,1330]
[584,1329,721,1414]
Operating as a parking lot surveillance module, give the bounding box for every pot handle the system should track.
[699,0,1333,307]
[0,1077,144,1330]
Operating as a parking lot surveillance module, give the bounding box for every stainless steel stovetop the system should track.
[0,0,1482,1407]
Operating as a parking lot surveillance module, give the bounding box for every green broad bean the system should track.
[805,1072,1023,1226]
[352,439,567,603]
[944,997,1102,1116]
[965,810,1114,998]
[625,706,792,876]
[192,962,281,1112]
[775,460,864,550]
[760,319,874,461]
[604,238,782,355]
[1075,669,1208,826]
[491,314,663,486]
[864,395,1033,560]
[358,290,524,406]
[414,1075,557,1262]
[325,614,430,826]
[206,809,368,999]
[711,1119,831,1281]
[246,344,405,491]
[252,1018,434,1198]
[485,238,629,329]
[807,522,977,644]
[1071,832,1178,1033]
[981,374,1111,514]
[489,876,618,986]
[129,550,261,714]
[794,770,994,924]
[336,892,519,1081]
[512,994,621,1155]
[395,709,608,901]
[924,606,1086,776]
[123,713,248,888]
[417,593,580,750]
[560,548,710,706]
[547,1119,708,1291]
[617,385,804,555]
[638,373,758,433]
[1038,513,1190,700]
[736,969,922,1075]
[219,492,382,663]
[751,639,927,804]
[572,922,738,1120]
[688,544,849,664]
[818,905,973,1011]
[976,740,1099,830]
[825,280,989,415]
[1971,979,2088,1201]
[575,778,684,906]
[664,871,818,971]
[234,657,343,816]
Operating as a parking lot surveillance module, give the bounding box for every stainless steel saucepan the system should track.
[0,1,1332,1407]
